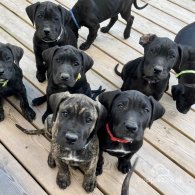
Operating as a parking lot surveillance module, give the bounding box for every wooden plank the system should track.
[168,0,195,14]
[0,101,103,195]
[0,144,47,195]
[141,0,195,24]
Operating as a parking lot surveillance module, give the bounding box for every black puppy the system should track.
[96,90,165,175]
[32,45,100,122]
[0,43,35,122]
[64,0,147,50]
[115,34,183,100]
[26,1,77,82]
[172,22,195,114]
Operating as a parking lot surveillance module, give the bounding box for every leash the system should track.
[0,79,8,87]
[41,26,64,43]
[69,9,80,29]
[106,123,131,144]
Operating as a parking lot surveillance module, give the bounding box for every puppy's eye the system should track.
[5,56,11,62]
[62,111,68,117]
[86,117,92,123]
[54,17,59,21]
[169,54,176,59]
[56,58,61,63]
[144,107,150,112]
[38,15,43,19]
[118,103,124,109]
[150,49,156,54]
[74,62,79,66]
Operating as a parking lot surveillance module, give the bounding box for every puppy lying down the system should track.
[16,92,137,194]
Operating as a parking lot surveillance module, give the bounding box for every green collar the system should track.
[176,70,195,78]
[0,80,9,87]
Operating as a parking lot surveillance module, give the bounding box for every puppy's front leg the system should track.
[0,97,4,121]
[96,149,104,176]
[17,84,36,122]
[55,159,71,189]
[34,48,47,83]
[118,152,135,174]
[80,25,100,50]
[101,16,118,33]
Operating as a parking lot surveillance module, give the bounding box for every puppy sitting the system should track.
[0,43,36,122]
[26,1,77,82]
[115,34,185,100]
[172,22,195,114]
[32,45,101,122]
[96,90,165,175]
[63,0,147,50]
[16,92,106,193]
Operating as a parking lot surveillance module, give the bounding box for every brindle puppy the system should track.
[16,92,106,193]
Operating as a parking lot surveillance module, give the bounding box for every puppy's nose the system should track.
[125,123,138,133]
[43,28,50,35]
[60,73,70,81]
[154,65,163,74]
[65,133,78,143]
[0,68,4,75]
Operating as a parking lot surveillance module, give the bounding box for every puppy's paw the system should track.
[83,179,96,193]
[36,72,46,83]
[0,111,5,122]
[56,172,71,189]
[23,107,36,122]
[48,153,56,168]
[118,161,131,174]
[101,27,109,33]
[79,42,90,50]
[32,98,42,107]
[124,30,130,39]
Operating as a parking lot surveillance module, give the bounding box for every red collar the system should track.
[106,123,130,144]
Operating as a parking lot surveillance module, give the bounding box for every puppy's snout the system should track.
[125,123,138,133]
[0,68,4,75]
[60,73,70,81]
[65,133,78,143]
[43,28,50,35]
[154,65,163,74]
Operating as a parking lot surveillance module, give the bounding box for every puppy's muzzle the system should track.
[0,68,5,75]
[125,122,138,133]
[153,65,163,75]
[65,133,78,144]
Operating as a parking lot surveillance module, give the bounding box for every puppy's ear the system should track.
[6,44,24,66]
[149,96,165,128]
[94,102,107,132]
[139,34,156,47]
[80,51,94,73]
[58,5,71,25]
[99,90,121,110]
[26,2,40,25]
[49,92,71,122]
[42,46,59,69]
[171,84,184,101]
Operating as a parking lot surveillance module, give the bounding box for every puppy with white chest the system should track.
[96,90,165,175]
[26,1,77,82]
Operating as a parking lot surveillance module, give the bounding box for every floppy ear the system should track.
[49,92,71,122]
[171,84,184,101]
[80,50,94,73]
[94,101,107,132]
[98,90,121,110]
[58,5,71,26]
[42,46,59,70]
[26,2,40,25]
[148,96,165,128]
[6,44,24,66]
[139,34,156,47]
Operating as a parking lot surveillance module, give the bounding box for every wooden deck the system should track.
[0,0,195,194]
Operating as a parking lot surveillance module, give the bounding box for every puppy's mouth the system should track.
[143,76,160,84]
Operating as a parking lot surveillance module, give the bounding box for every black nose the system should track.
[125,123,138,133]
[60,73,70,81]
[0,68,4,75]
[154,65,163,74]
[43,28,50,35]
[65,133,78,143]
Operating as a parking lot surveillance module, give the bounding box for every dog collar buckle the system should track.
[0,80,9,87]
[106,123,130,144]
[76,73,81,81]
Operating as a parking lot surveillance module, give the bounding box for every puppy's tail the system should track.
[133,0,148,10]
[32,95,47,106]
[91,86,106,100]
[15,124,44,135]
[114,64,122,77]
[121,157,139,195]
